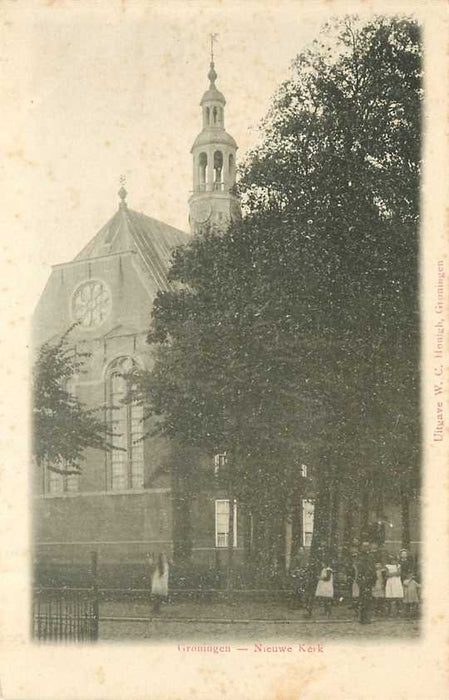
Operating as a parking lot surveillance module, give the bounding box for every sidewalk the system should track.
[100,597,348,621]
[99,596,420,623]
[98,598,420,641]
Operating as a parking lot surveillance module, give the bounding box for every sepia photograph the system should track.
[0,1,448,698]
[31,10,422,644]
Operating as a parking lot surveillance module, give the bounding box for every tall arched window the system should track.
[198,152,208,191]
[213,106,218,124]
[205,107,210,125]
[229,154,235,185]
[107,357,144,491]
[214,150,223,190]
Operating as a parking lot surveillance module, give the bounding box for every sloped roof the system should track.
[74,203,189,290]
[200,84,226,105]
[191,128,237,152]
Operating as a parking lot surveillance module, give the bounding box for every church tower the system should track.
[188,49,240,234]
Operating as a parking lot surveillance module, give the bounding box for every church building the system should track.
[33,58,248,587]
[33,56,419,588]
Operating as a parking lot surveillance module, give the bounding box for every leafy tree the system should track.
[238,14,421,554]
[32,327,111,474]
[136,15,421,578]
[131,221,318,578]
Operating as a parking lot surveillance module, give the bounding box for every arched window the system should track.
[213,106,218,124]
[107,357,144,491]
[206,107,210,125]
[229,154,235,185]
[214,150,223,190]
[198,152,208,192]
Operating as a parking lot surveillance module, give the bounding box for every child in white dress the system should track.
[385,556,403,616]
[315,563,334,617]
[148,552,169,615]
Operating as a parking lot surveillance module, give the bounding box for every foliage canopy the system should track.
[32,327,110,474]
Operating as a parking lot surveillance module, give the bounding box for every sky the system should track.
[0,0,437,310]
[1,1,333,305]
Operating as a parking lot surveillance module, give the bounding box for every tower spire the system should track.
[188,44,241,235]
[208,33,218,85]
[210,32,218,63]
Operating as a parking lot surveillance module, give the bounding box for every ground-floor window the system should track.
[46,466,79,494]
[302,499,315,547]
[215,499,237,548]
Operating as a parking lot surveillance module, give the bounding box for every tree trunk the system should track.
[309,484,330,564]
[291,497,304,556]
[360,484,370,542]
[260,504,272,584]
[401,489,411,550]
[272,500,286,580]
[375,483,384,519]
[226,449,236,593]
[329,480,340,559]
[242,507,253,566]
[251,508,265,583]
[342,497,354,554]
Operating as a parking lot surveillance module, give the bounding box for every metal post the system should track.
[90,550,99,641]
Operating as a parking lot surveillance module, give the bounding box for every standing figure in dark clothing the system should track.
[347,551,359,613]
[304,551,324,618]
[372,562,387,615]
[357,542,377,624]
[399,549,413,582]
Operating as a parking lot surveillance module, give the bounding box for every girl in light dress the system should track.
[314,562,334,617]
[385,555,403,616]
[147,552,170,615]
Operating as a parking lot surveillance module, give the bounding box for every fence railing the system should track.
[33,550,99,642]
[33,588,99,642]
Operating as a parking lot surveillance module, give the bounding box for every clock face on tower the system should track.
[72,280,111,328]
[192,201,211,224]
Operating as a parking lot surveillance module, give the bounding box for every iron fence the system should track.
[33,550,99,642]
[33,587,99,642]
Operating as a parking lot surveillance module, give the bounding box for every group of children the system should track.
[314,549,421,618]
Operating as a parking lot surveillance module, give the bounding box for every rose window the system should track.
[72,280,111,328]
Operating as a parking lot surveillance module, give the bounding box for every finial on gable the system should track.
[118,175,127,208]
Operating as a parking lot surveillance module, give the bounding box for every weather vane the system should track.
[119,174,126,187]
[210,33,219,62]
